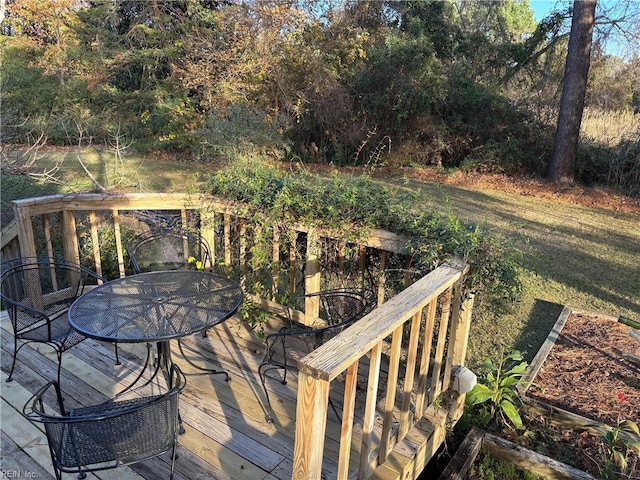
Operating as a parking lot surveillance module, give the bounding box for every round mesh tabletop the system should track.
[68,271,243,343]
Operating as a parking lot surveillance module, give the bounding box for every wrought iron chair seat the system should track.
[24,364,186,480]
[258,288,376,422]
[18,319,85,347]
[262,321,354,369]
[0,258,117,383]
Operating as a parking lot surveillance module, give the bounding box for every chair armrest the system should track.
[23,380,67,420]
[284,288,376,325]
[1,295,48,320]
[25,365,186,424]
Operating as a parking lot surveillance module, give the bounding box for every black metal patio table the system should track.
[68,270,244,393]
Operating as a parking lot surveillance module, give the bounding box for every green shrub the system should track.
[439,73,552,176]
[195,103,289,160]
[577,136,640,195]
[465,349,528,430]
[207,161,522,309]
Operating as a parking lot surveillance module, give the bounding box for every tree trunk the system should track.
[547,0,596,184]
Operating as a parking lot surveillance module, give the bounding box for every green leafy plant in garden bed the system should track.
[464,349,529,431]
[459,354,640,480]
[589,391,640,480]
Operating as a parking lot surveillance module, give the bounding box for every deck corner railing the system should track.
[293,262,474,480]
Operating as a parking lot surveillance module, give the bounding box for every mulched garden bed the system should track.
[526,311,640,427]
[520,310,640,479]
[426,310,640,479]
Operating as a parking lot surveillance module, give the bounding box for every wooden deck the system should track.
[1,309,456,480]
[1,193,473,480]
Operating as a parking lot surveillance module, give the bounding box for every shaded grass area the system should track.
[387,178,640,367]
[1,147,208,227]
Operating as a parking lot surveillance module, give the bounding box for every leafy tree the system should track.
[3,0,79,85]
[453,0,537,80]
[71,0,229,147]
[1,0,91,144]
[587,51,639,111]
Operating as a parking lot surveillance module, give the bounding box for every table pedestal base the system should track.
[177,338,230,382]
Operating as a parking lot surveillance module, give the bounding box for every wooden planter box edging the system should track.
[437,427,598,480]
[437,306,635,480]
[519,305,640,445]
[519,305,620,397]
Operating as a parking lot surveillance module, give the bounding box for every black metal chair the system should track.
[258,288,376,421]
[128,230,212,274]
[23,364,186,480]
[127,230,229,378]
[0,258,118,383]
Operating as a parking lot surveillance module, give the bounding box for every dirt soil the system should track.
[527,312,640,427]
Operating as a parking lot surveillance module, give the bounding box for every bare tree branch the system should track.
[0,133,65,184]
[70,121,106,191]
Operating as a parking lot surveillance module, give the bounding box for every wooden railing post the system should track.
[292,371,330,480]
[450,293,475,368]
[304,228,321,322]
[14,204,37,259]
[200,209,215,271]
[88,211,103,277]
[61,210,80,265]
[272,225,280,297]
[224,213,232,269]
[14,204,42,309]
[113,210,126,277]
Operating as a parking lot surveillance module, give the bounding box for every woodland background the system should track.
[1,0,639,195]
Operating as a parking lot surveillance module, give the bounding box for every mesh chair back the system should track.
[267,288,375,369]
[128,231,211,273]
[259,288,375,421]
[25,365,186,478]
[0,259,103,340]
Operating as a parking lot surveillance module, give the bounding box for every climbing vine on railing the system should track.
[206,160,522,310]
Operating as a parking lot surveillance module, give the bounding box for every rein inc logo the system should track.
[1,471,37,478]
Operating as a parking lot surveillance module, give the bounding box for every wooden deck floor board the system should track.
[1,429,55,480]
[1,309,446,480]
[0,312,347,479]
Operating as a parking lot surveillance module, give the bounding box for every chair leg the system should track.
[53,465,63,480]
[6,338,20,382]
[113,342,121,365]
[55,350,64,386]
[176,338,229,381]
[169,442,178,479]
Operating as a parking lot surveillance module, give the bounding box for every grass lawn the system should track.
[390,177,640,367]
[1,147,209,225]
[2,147,638,368]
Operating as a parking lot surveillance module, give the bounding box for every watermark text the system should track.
[1,471,38,478]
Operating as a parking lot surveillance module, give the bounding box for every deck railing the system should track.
[294,263,473,479]
[0,192,474,479]
[1,192,415,322]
